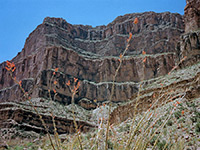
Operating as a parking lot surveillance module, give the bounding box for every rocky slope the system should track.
[110,62,200,124]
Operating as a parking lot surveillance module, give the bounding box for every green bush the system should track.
[157,140,167,149]
[174,111,182,119]
[166,119,173,126]
[195,122,200,133]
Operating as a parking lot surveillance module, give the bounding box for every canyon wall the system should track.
[0,12,184,104]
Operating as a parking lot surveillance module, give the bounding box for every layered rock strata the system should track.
[110,0,200,124]
[0,101,95,134]
[110,63,200,124]
[0,11,187,134]
[0,12,184,104]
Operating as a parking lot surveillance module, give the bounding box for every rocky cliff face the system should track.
[110,0,200,124]
[184,0,200,33]
[177,0,200,67]
[178,31,200,67]
[0,12,184,102]
[0,11,191,134]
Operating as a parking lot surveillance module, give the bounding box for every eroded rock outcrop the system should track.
[0,101,95,134]
[184,0,200,33]
[178,31,200,66]
[177,0,200,66]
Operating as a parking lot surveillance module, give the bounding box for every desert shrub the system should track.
[107,139,114,149]
[166,119,173,126]
[186,101,196,108]
[13,146,24,150]
[190,110,200,123]
[195,122,200,133]
[174,111,182,119]
[150,136,158,145]
[157,140,167,150]
[178,118,185,123]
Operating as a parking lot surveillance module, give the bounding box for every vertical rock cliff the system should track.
[0,12,184,104]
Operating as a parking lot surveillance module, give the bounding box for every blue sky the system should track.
[0,0,186,63]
